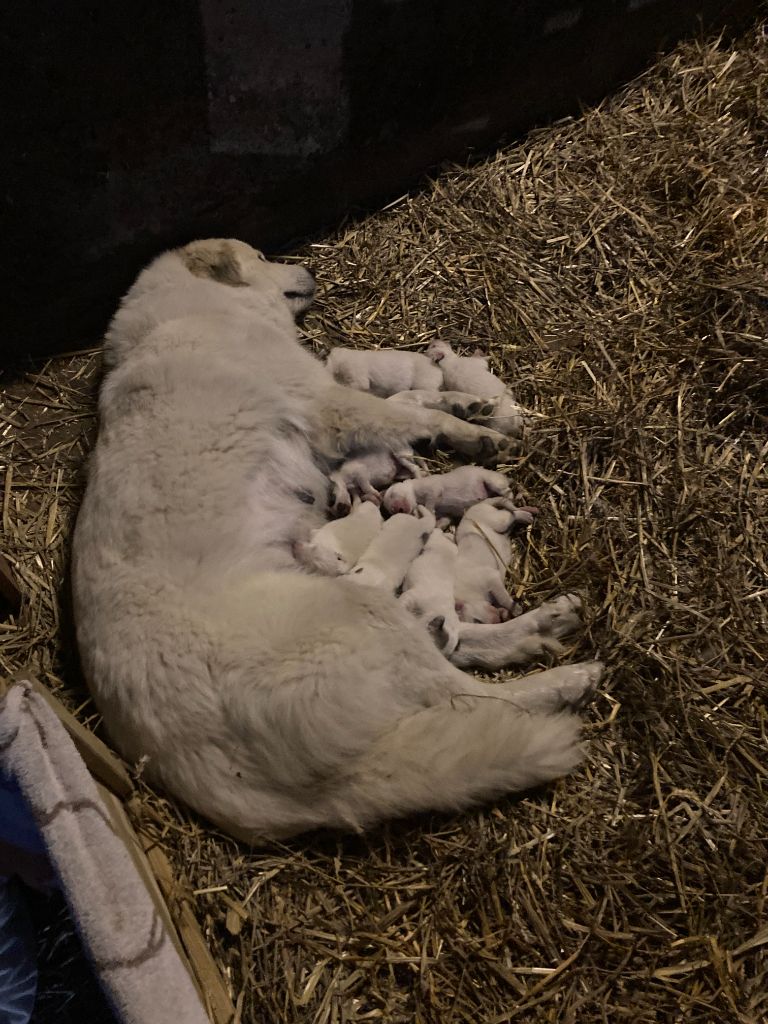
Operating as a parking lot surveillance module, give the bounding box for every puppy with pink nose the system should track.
[382,465,511,521]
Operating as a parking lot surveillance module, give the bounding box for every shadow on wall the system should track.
[1,0,759,361]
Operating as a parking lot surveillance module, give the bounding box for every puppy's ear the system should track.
[180,240,247,287]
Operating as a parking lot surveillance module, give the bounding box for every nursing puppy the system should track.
[329,447,421,515]
[294,499,383,576]
[400,528,461,655]
[347,507,435,591]
[72,238,602,843]
[382,465,510,520]
[454,498,536,624]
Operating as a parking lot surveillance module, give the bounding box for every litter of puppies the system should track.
[312,340,536,631]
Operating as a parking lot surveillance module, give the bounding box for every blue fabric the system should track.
[0,771,46,856]
[0,770,45,856]
[0,877,37,1024]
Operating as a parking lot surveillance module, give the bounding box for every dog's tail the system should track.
[339,699,582,831]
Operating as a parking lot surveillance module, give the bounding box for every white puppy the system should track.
[71,237,601,843]
[400,528,460,654]
[382,465,510,520]
[454,498,536,624]
[327,347,443,397]
[294,500,383,576]
[329,447,421,515]
[347,507,435,591]
[427,339,525,437]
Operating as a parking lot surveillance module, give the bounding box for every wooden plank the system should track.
[6,670,134,800]
[138,831,236,1024]
[0,554,22,613]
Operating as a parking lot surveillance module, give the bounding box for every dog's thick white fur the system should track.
[72,238,603,843]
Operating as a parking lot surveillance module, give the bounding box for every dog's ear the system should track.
[180,240,248,287]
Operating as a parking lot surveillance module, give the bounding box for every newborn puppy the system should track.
[426,339,525,437]
[454,497,537,624]
[294,500,383,576]
[327,347,443,397]
[399,528,460,654]
[382,465,510,520]
[329,447,421,515]
[346,507,436,591]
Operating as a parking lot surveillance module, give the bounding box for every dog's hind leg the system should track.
[335,681,595,831]
[316,385,519,465]
[452,660,603,713]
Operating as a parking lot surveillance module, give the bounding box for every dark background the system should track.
[1,0,759,361]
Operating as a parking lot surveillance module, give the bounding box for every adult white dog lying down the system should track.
[72,238,603,843]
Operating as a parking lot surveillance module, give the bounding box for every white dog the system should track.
[329,447,421,515]
[347,507,435,591]
[71,238,602,843]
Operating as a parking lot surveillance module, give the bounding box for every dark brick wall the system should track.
[1,0,759,361]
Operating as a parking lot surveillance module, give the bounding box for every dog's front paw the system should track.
[476,431,520,466]
[472,397,499,419]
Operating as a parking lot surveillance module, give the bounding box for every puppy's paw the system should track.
[509,508,536,531]
[414,505,436,531]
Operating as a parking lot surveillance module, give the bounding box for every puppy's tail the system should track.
[340,700,582,830]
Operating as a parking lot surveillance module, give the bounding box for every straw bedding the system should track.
[1,22,766,1024]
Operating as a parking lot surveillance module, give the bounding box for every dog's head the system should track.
[104,238,317,369]
[179,239,316,319]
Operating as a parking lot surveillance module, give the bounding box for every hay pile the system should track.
[1,22,767,1024]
